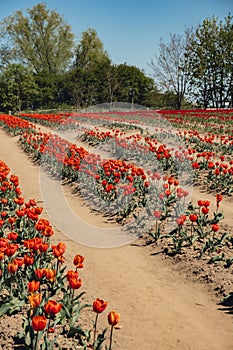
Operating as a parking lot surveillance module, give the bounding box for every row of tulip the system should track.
[78,129,233,195]
[19,126,197,232]
[148,195,233,265]
[17,127,232,265]
[2,112,232,209]
[0,159,120,349]
[1,112,232,263]
[0,113,193,238]
[19,109,233,135]
[78,124,233,195]
[0,114,35,135]
[19,129,153,222]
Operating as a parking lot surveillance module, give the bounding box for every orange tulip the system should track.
[39,242,49,253]
[73,254,85,268]
[67,270,79,282]
[44,300,62,315]
[93,298,108,314]
[0,237,8,248]
[108,311,120,326]
[32,315,47,332]
[13,257,24,267]
[5,243,18,256]
[216,194,223,208]
[34,268,46,279]
[52,242,66,259]
[42,225,54,237]
[24,254,35,266]
[7,262,18,273]
[0,250,4,261]
[28,293,42,308]
[44,268,56,282]
[68,276,82,289]
[28,280,40,293]
[7,232,18,241]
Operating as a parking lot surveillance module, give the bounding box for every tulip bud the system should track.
[108,311,120,326]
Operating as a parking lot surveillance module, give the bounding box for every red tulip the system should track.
[73,254,85,268]
[28,280,40,293]
[32,315,47,332]
[93,298,108,314]
[212,224,219,232]
[189,214,198,222]
[44,300,62,315]
[68,276,82,289]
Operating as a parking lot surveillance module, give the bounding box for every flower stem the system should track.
[34,332,39,350]
[109,325,114,350]
[93,313,99,348]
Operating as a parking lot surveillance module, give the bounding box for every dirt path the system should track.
[0,129,232,350]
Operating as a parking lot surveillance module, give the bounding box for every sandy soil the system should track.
[0,128,232,350]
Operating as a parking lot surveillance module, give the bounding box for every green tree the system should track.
[69,28,112,108]
[33,71,65,109]
[187,14,233,108]
[0,3,74,74]
[150,27,193,109]
[115,64,154,107]
[74,28,110,70]
[0,64,38,112]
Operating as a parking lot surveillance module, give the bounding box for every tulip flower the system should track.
[28,293,42,308]
[7,232,18,241]
[13,257,24,267]
[32,315,47,346]
[153,210,161,219]
[44,300,62,315]
[176,214,186,226]
[202,207,209,215]
[32,315,47,331]
[7,262,18,273]
[108,311,120,327]
[189,214,198,222]
[92,298,108,346]
[24,254,35,266]
[44,268,56,282]
[216,194,223,208]
[73,254,85,268]
[5,243,19,256]
[67,270,79,282]
[93,298,108,314]
[212,224,220,232]
[34,268,46,280]
[108,311,121,350]
[28,280,40,293]
[68,276,82,290]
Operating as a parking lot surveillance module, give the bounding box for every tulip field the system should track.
[0,158,120,349]
[0,109,233,349]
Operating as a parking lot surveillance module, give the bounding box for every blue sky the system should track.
[0,0,232,75]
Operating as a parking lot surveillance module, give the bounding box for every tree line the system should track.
[0,3,232,112]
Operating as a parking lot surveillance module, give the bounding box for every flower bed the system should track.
[0,159,121,349]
